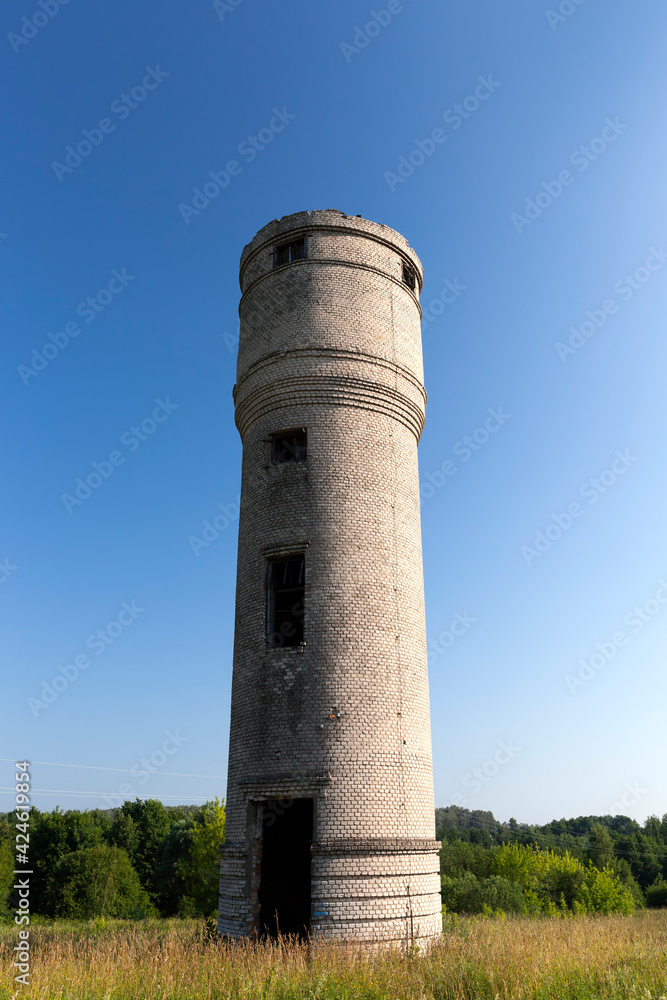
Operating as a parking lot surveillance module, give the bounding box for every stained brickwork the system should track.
[218,210,442,943]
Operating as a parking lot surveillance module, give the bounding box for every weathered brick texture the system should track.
[218,210,442,944]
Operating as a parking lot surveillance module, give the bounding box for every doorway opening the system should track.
[258,798,313,938]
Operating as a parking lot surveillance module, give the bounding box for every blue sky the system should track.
[2,0,666,826]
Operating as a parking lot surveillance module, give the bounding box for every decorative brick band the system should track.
[235,346,426,398]
[234,349,427,442]
[311,838,441,856]
[219,842,247,859]
[237,773,331,787]
[239,218,423,292]
[221,836,441,857]
[240,256,422,311]
[236,376,425,442]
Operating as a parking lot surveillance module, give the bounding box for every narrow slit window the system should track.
[267,556,305,648]
[271,429,307,465]
[273,237,306,268]
[402,263,416,290]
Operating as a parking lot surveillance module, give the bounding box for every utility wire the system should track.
[2,761,664,862]
[0,758,224,779]
[0,787,212,802]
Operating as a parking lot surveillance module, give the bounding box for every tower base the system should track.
[218,838,443,945]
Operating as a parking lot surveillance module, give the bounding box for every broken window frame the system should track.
[402,262,416,290]
[273,237,307,268]
[270,428,307,465]
[267,554,305,648]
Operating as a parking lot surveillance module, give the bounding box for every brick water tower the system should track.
[218,210,442,943]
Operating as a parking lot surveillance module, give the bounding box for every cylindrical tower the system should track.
[218,209,442,944]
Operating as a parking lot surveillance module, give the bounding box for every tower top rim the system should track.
[239,209,423,284]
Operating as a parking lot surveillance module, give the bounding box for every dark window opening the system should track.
[273,237,306,268]
[402,263,416,290]
[272,429,307,465]
[259,798,313,939]
[267,556,304,648]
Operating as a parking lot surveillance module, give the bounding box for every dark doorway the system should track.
[258,798,313,938]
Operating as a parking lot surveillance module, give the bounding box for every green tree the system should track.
[645,877,667,908]
[491,842,635,914]
[644,815,662,840]
[659,814,667,844]
[580,863,635,915]
[154,818,196,916]
[608,856,645,908]
[440,839,495,880]
[29,808,110,913]
[441,872,526,914]
[539,851,586,910]
[29,808,70,910]
[108,800,171,901]
[617,832,662,890]
[587,823,616,870]
[180,798,225,916]
[0,822,13,914]
[46,845,153,918]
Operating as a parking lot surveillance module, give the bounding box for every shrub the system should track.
[441,872,526,914]
[440,839,496,879]
[0,833,12,914]
[47,845,154,918]
[491,842,635,914]
[645,877,667,908]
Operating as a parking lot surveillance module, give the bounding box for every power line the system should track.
[0,787,213,802]
[0,758,224,780]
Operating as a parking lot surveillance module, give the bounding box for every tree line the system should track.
[0,798,225,920]
[1,800,666,920]
[436,805,667,914]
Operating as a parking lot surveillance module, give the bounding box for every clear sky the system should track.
[2,0,666,826]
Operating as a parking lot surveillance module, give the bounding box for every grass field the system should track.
[1,911,666,999]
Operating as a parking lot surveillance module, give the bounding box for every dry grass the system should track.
[1,910,666,999]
